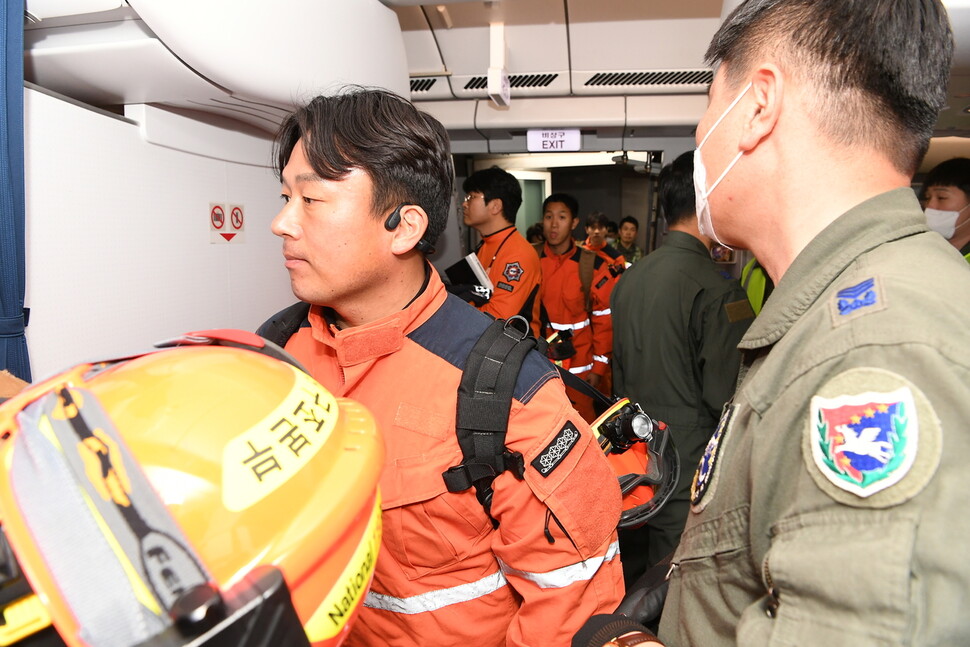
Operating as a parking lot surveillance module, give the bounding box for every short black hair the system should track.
[586,211,611,229]
[657,151,695,227]
[462,167,523,225]
[274,87,455,247]
[707,0,953,176]
[922,157,970,200]
[619,216,639,230]
[543,193,580,219]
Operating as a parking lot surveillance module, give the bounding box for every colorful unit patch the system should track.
[532,421,580,477]
[503,261,524,282]
[835,278,877,316]
[810,387,918,497]
[691,404,735,506]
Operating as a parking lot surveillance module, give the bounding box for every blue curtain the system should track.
[0,0,30,381]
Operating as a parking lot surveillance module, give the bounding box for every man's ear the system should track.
[389,204,430,256]
[739,63,782,152]
[488,197,504,218]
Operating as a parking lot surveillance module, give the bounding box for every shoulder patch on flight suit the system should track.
[531,421,581,477]
[691,403,737,510]
[725,299,755,323]
[805,367,941,508]
[502,261,524,282]
[829,277,887,327]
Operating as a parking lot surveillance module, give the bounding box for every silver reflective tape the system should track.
[364,571,508,615]
[593,355,609,364]
[499,540,621,590]
[568,364,594,374]
[549,319,590,331]
[592,308,611,317]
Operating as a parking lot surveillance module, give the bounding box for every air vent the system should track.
[584,69,713,88]
[464,73,559,91]
[410,78,437,93]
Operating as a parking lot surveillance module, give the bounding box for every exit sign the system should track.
[527,129,581,152]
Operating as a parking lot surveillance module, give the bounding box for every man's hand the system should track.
[584,372,602,390]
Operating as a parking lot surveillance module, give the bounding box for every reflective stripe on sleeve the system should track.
[498,540,621,590]
[549,319,590,332]
[363,570,508,615]
[593,355,609,364]
[567,363,594,374]
[592,308,611,317]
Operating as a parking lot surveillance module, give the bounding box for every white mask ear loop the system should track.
[698,82,752,149]
[697,83,752,197]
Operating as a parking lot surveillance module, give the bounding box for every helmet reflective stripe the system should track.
[499,540,620,589]
[10,388,210,647]
[364,571,508,614]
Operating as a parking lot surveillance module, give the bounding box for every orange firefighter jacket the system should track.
[476,226,542,334]
[283,268,624,647]
[538,241,619,383]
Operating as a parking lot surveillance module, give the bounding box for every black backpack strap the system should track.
[256,302,312,348]
[442,315,539,526]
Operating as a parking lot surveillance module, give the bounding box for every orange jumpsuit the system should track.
[580,240,626,401]
[475,226,542,334]
[538,242,620,423]
[283,268,623,647]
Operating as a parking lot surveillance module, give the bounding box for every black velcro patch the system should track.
[497,281,514,292]
[531,421,581,477]
[595,276,609,289]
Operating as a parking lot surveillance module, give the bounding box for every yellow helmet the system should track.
[0,330,383,647]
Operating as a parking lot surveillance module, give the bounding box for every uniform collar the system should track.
[740,187,926,350]
[308,263,445,366]
[662,230,710,256]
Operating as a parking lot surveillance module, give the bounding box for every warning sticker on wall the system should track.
[210,203,246,243]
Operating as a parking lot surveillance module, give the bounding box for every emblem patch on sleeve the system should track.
[804,367,941,508]
[503,261,524,282]
[531,421,580,477]
[691,403,736,509]
[810,387,916,497]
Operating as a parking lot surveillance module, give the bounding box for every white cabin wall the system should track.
[23,87,294,379]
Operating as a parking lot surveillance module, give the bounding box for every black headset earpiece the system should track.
[384,202,434,254]
[384,203,406,231]
[414,238,436,255]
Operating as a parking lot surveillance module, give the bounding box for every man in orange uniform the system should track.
[538,193,619,423]
[265,89,623,647]
[579,211,626,402]
[461,166,542,333]
[582,211,627,270]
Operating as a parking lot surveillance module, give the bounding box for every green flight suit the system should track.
[659,188,970,646]
[611,231,754,571]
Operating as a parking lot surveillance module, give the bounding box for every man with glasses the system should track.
[457,166,542,333]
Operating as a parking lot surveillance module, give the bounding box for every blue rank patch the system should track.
[836,278,877,316]
[810,387,918,498]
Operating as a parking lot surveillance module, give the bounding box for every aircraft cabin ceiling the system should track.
[21,0,970,159]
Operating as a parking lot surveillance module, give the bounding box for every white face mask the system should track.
[924,204,970,239]
[693,83,752,248]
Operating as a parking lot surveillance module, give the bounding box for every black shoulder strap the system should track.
[256,302,311,348]
[442,315,541,526]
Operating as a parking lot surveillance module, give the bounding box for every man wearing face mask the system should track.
[652,1,970,646]
[921,157,970,262]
